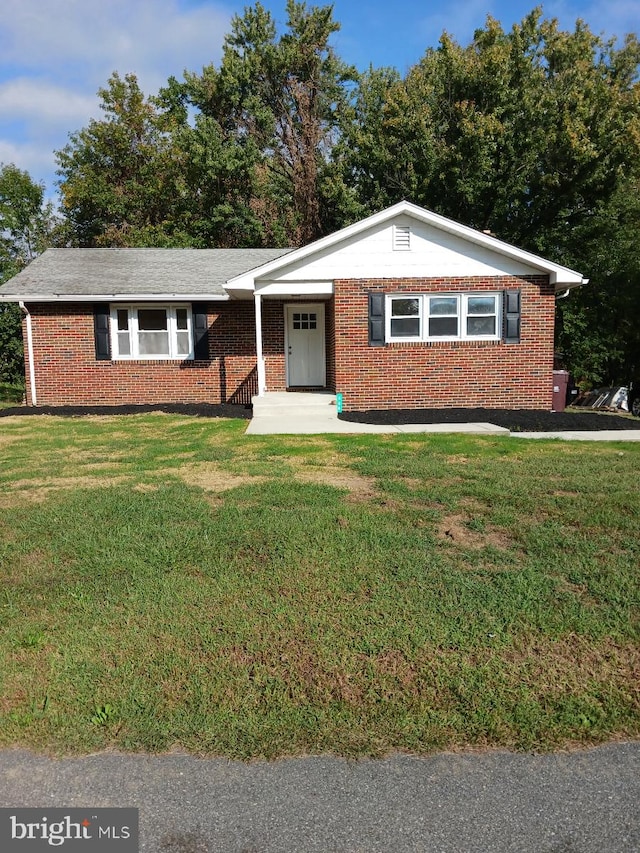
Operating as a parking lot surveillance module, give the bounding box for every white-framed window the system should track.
[110,304,194,359]
[386,293,501,342]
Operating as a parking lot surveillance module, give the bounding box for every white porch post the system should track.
[254,292,266,395]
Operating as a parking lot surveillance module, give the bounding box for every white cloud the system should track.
[0,0,231,92]
[0,0,234,190]
[0,138,57,182]
[0,79,97,124]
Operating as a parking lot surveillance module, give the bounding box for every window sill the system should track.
[387,339,502,348]
[109,357,195,363]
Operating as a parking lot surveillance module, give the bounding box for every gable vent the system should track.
[393,225,411,250]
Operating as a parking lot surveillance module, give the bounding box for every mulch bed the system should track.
[0,403,252,419]
[338,407,640,431]
[1,403,638,431]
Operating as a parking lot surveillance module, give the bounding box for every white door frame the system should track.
[284,303,326,387]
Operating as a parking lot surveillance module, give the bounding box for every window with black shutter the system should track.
[368,293,385,346]
[503,290,521,344]
[93,304,111,360]
[192,303,209,360]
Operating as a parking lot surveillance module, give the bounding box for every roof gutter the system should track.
[19,302,37,406]
[555,277,589,298]
[1,293,231,303]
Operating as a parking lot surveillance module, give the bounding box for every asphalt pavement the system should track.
[1,742,639,852]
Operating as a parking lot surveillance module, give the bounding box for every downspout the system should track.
[254,293,266,396]
[19,301,37,406]
[555,278,589,301]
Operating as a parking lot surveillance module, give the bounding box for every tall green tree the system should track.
[56,73,191,247]
[341,11,640,246]
[0,164,56,385]
[338,10,640,383]
[167,0,358,245]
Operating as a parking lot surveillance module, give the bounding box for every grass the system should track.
[0,412,639,758]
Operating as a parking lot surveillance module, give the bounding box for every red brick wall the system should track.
[333,275,555,411]
[23,276,555,411]
[262,300,287,391]
[23,302,258,407]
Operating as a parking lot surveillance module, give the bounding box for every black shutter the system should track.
[93,304,111,360]
[368,293,385,347]
[192,303,209,360]
[503,289,521,344]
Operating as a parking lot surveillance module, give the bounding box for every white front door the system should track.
[286,304,326,387]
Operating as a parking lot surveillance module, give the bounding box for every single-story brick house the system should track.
[0,201,585,411]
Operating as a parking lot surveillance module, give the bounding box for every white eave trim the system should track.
[225,200,586,291]
[0,293,231,303]
[255,280,334,297]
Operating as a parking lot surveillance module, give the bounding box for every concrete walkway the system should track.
[515,429,640,440]
[246,392,640,439]
[247,416,513,435]
[247,416,640,440]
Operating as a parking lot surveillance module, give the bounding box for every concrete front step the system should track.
[251,392,338,419]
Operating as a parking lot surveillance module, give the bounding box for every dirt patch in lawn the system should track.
[437,513,514,550]
[294,465,378,501]
[177,462,267,492]
[503,634,640,697]
[0,475,131,506]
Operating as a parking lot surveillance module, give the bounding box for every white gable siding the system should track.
[256,216,543,287]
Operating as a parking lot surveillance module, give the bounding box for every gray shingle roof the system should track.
[0,247,294,300]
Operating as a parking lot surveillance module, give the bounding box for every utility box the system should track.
[552,370,569,412]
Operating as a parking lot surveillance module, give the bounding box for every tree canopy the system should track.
[14,3,640,387]
[0,164,57,385]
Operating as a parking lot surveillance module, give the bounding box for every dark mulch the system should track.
[0,403,252,419]
[1,403,638,432]
[339,407,640,432]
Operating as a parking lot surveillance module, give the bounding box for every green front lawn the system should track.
[0,412,638,757]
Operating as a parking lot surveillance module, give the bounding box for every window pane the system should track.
[467,316,496,336]
[117,309,129,331]
[176,308,188,330]
[467,296,496,315]
[429,316,458,336]
[138,309,167,331]
[138,331,170,355]
[176,331,190,356]
[391,317,420,337]
[117,332,130,356]
[392,298,420,316]
[429,297,457,316]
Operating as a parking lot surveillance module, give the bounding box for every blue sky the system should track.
[1,0,638,199]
